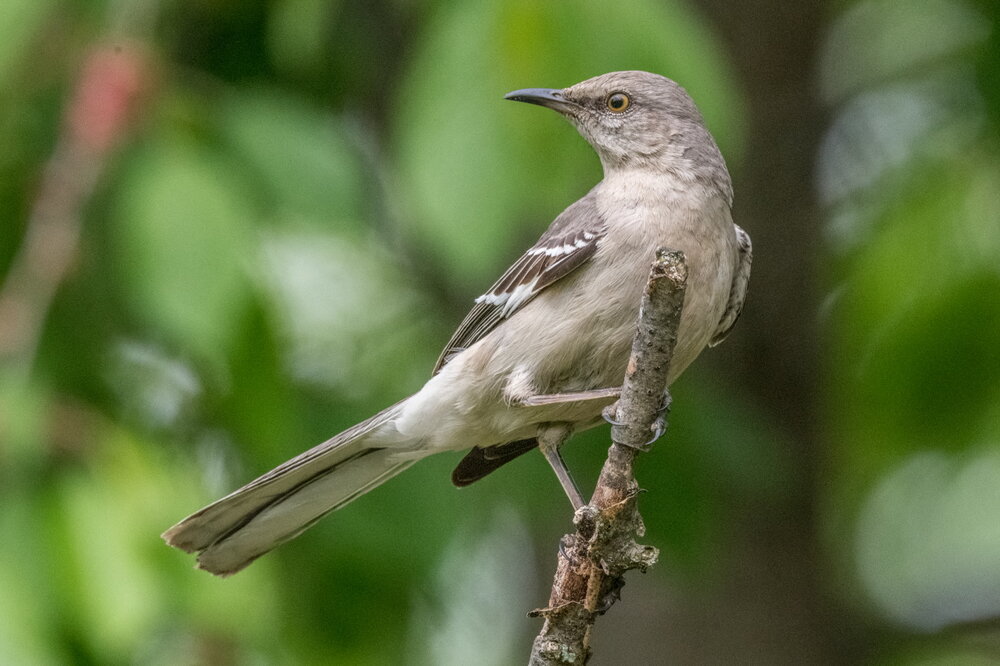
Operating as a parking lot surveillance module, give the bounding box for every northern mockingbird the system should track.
[163,70,752,576]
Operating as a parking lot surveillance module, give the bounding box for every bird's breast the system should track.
[398,175,737,452]
[587,175,736,380]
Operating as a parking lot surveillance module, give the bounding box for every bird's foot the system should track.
[644,392,672,447]
[558,535,579,567]
[601,402,623,426]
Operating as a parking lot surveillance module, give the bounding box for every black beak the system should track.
[504,88,576,112]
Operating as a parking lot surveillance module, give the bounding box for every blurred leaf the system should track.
[856,449,1000,631]
[111,131,255,364]
[817,74,985,222]
[217,87,365,226]
[0,0,54,92]
[820,0,990,103]
[393,0,740,284]
[0,489,66,665]
[52,456,163,659]
[103,340,202,432]
[267,0,336,78]
[408,509,535,665]
[214,296,304,466]
[829,159,1000,487]
[255,229,435,397]
[0,372,49,472]
[46,425,281,661]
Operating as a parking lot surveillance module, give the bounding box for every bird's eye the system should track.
[606,92,631,113]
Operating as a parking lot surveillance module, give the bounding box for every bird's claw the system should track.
[606,393,671,447]
[644,414,667,447]
[602,403,624,426]
[558,535,578,567]
[643,393,671,447]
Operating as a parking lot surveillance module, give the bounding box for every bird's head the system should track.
[506,70,726,187]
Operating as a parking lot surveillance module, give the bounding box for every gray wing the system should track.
[433,190,607,373]
[710,223,752,346]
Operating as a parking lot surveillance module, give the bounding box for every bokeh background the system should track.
[2,0,1000,663]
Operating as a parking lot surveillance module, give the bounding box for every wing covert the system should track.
[433,191,607,373]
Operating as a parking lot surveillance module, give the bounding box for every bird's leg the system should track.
[537,423,585,510]
[519,386,621,407]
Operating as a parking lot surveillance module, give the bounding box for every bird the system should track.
[162,70,752,576]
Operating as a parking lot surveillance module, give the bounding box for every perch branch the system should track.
[528,247,688,665]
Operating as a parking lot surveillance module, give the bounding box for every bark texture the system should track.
[528,248,687,665]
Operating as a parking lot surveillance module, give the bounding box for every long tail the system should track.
[162,401,419,576]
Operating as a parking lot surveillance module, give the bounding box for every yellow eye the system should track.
[606,92,630,113]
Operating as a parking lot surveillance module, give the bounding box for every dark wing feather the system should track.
[451,438,539,486]
[710,223,752,346]
[433,190,607,373]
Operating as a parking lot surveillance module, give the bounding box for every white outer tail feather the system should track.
[162,402,420,576]
[196,449,418,575]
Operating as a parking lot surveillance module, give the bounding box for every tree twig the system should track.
[528,247,688,665]
[0,45,146,372]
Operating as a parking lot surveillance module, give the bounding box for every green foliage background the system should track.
[1,0,999,663]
